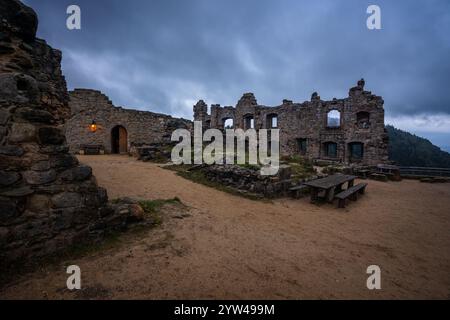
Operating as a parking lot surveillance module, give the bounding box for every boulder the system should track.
[0,145,24,156]
[59,165,92,182]
[51,192,82,208]
[27,194,51,212]
[0,170,21,187]
[23,169,56,185]
[8,122,37,143]
[38,127,65,145]
[0,186,33,197]
[15,107,55,124]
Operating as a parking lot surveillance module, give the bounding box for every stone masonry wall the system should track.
[201,164,293,198]
[66,89,192,155]
[0,0,135,268]
[194,79,389,166]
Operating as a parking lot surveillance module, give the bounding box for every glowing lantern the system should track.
[90,120,97,133]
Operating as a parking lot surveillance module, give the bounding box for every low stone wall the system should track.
[134,143,174,163]
[200,164,293,198]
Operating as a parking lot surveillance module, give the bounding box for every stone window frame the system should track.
[326,109,341,128]
[243,114,255,130]
[266,113,278,129]
[323,141,338,158]
[348,141,364,162]
[356,111,371,129]
[222,117,234,129]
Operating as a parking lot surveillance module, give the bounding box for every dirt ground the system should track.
[1,155,450,299]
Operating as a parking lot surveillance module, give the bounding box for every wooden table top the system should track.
[303,174,357,190]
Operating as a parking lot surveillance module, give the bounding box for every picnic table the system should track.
[303,174,357,203]
[376,164,401,181]
[80,144,104,155]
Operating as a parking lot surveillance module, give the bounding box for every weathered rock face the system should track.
[65,89,192,154]
[194,80,389,166]
[0,0,133,268]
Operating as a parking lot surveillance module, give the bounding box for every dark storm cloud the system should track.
[25,0,450,123]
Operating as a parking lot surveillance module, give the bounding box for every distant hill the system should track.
[386,125,450,168]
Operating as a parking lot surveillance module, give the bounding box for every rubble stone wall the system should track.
[0,0,129,267]
[200,164,293,198]
[194,80,389,166]
[66,89,192,155]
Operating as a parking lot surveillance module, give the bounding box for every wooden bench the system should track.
[334,183,368,208]
[289,185,309,199]
[80,144,104,155]
[356,169,370,179]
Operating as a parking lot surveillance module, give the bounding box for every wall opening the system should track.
[323,141,338,158]
[297,138,307,155]
[111,125,128,154]
[327,110,341,128]
[348,142,364,161]
[244,115,254,130]
[223,118,234,129]
[16,78,29,91]
[356,111,370,128]
[267,113,278,128]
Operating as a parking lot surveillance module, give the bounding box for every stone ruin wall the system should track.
[200,164,293,198]
[66,89,192,155]
[194,80,389,166]
[0,0,139,268]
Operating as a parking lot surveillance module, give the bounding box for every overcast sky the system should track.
[25,0,450,151]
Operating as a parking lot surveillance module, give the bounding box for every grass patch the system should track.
[0,197,185,288]
[138,197,182,226]
[281,155,316,182]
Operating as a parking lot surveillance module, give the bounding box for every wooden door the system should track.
[119,126,127,153]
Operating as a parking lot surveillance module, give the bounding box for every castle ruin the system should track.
[66,80,389,167]
[194,79,389,166]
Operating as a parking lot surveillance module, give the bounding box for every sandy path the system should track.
[1,155,450,299]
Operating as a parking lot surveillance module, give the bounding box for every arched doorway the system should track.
[111,125,128,154]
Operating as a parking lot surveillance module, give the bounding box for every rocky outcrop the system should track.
[0,0,141,268]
